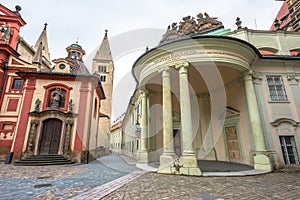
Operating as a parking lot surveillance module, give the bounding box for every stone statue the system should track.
[1,24,13,43]
[50,88,63,108]
[204,12,222,26]
[159,12,223,44]
[178,16,196,35]
[236,17,242,29]
[53,88,62,102]
[68,99,74,112]
[34,98,41,112]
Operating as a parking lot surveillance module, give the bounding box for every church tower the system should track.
[92,30,114,143]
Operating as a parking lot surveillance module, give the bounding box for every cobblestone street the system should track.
[1,155,300,199]
[104,168,300,200]
[0,155,137,200]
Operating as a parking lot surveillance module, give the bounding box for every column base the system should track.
[179,156,202,176]
[157,153,176,174]
[137,151,149,163]
[253,154,274,172]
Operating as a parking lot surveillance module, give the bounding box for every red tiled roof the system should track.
[270,1,292,30]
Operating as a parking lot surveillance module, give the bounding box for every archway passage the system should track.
[39,119,62,155]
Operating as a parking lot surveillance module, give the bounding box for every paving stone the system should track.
[2,155,300,199]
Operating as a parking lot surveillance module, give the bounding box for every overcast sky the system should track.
[1,0,282,121]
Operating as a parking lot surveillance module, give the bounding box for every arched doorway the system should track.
[39,119,62,155]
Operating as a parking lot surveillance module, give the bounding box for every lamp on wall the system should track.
[135,119,141,139]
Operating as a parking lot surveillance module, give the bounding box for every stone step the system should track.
[14,155,75,166]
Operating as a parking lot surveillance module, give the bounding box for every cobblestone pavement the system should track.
[104,168,300,200]
[0,154,137,200]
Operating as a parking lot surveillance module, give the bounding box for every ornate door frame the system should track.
[25,110,75,158]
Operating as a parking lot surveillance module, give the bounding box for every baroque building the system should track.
[120,12,300,176]
[0,4,107,164]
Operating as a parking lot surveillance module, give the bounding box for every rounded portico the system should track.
[131,32,273,175]
[128,13,274,176]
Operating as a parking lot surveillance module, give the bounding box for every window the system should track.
[280,136,299,165]
[100,75,106,82]
[266,75,287,101]
[12,79,23,89]
[280,15,288,24]
[59,64,66,70]
[98,65,107,72]
[71,51,80,59]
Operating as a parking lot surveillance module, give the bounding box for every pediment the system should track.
[219,107,240,120]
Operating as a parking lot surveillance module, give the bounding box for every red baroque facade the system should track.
[0,4,106,164]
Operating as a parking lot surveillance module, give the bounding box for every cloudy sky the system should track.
[2,0,282,120]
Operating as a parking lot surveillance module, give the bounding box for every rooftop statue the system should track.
[160,12,223,44]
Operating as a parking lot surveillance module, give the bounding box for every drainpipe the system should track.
[0,55,10,103]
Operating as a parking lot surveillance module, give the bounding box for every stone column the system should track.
[199,93,216,159]
[177,62,201,176]
[244,70,273,171]
[158,67,176,174]
[194,95,203,158]
[137,89,149,163]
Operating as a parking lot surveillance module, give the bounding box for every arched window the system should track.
[48,88,66,108]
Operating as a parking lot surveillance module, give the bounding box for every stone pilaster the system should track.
[287,73,300,120]
[63,120,73,157]
[244,70,273,171]
[158,66,176,174]
[177,62,201,176]
[26,120,39,156]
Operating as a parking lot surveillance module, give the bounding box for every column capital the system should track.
[174,61,189,72]
[30,120,39,126]
[243,69,254,81]
[139,88,149,97]
[252,72,263,85]
[197,92,210,99]
[158,66,170,74]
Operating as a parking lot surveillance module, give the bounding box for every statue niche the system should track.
[49,88,66,109]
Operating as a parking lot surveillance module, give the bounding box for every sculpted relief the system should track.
[160,12,223,44]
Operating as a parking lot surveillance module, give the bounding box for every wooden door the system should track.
[173,130,181,157]
[225,127,240,163]
[39,119,62,155]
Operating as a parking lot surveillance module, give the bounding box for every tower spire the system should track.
[32,41,43,67]
[33,23,51,63]
[94,29,112,61]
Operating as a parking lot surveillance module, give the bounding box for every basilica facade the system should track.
[0,4,112,164]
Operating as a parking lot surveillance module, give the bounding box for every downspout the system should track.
[0,55,10,101]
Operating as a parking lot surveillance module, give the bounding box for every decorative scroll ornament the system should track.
[160,12,223,44]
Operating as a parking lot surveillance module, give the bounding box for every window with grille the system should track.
[266,75,287,101]
[280,136,299,165]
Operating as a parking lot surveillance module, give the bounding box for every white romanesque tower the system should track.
[92,30,114,149]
